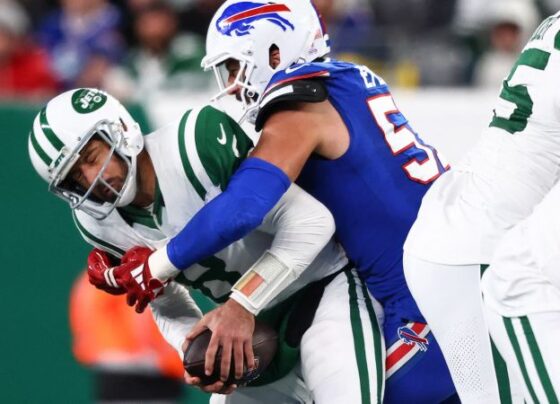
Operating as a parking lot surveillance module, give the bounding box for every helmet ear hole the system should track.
[119,117,128,132]
[269,44,281,69]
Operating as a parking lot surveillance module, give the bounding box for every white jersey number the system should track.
[368,93,448,184]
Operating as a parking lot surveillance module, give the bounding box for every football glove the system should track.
[87,248,126,295]
[87,246,180,313]
[120,246,164,313]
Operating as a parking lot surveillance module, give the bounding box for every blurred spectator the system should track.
[534,0,560,18]
[37,0,125,89]
[70,271,184,402]
[178,0,223,37]
[0,0,58,100]
[472,0,539,89]
[316,0,385,60]
[104,1,210,101]
[372,0,469,86]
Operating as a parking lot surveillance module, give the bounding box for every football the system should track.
[183,321,278,386]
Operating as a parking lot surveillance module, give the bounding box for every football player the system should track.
[404,11,560,404]
[482,180,560,403]
[113,0,458,402]
[479,12,560,404]
[28,88,384,403]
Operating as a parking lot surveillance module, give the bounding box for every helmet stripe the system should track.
[225,4,291,24]
[39,108,64,151]
[29,129,53,166]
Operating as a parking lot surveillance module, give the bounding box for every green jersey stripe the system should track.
[117,181,164,230]
[360,278,384,403]
[503,317,539,403]
[39,108,64,151]
[520,316,559,403]
[72,212,125,257]
[178,109,206,200]
[30,129,52,166]
[346,270,373,404]
[195,105,254,190]
[184,107,216,194]
[490,337,513,404]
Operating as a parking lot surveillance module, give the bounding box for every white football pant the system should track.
[404,254,523,403]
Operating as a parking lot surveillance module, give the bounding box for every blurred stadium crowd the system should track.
[1,0,559,103]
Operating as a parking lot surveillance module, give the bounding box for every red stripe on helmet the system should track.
[226,4,291,23]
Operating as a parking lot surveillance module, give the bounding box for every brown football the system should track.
[183,321,278,386]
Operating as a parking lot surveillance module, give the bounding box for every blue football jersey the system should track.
[262,60,449,318]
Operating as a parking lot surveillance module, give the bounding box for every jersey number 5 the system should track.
[490,48,550,134]
[367,94,449,184]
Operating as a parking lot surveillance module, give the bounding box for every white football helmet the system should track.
[28,88,144,220]
[202,0,330,122]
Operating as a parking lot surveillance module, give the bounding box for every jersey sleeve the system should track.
[72,211,126,258]
[192,105,254,191]
[150,281,203,357]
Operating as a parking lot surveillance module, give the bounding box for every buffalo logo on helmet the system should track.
[216,2,295,37]
[397,326,429,352]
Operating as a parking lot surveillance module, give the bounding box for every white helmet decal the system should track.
[202,0,330,123]
[28,88,144,220]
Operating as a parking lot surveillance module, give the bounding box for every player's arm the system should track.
[186,183,336,383]
[150,283,230,392]
[229,183,336,314]
[150,281,203,357]
[162,81,344,273]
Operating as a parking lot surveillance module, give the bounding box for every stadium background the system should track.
[1,0,556,402]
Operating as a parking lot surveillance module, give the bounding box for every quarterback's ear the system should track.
[269,44,280,68]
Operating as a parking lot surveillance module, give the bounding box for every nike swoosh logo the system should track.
[217,124,227,145]
[284,63,307,74]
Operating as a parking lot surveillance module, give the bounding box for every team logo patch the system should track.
[386,322,430,378]
[72,89,107,114]
[216,1,294,37]
[398,326,429,351]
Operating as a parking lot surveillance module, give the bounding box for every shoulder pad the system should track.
[255,79,328,131]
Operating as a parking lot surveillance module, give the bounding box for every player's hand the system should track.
[119,246,166,313]
[182,368,237,394]
[185,299,256,382]
[86,248,125,295]
[181,339,238,395]
[87,246,166,312]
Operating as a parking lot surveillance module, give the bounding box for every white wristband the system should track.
[230,250,297,315]
[148,247,181,282]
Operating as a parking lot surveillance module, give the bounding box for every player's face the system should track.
[224,58,243,101]
[66,137,128,203]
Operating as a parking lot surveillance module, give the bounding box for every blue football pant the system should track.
[383,305,457,403]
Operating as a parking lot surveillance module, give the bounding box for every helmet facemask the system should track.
[51,119,138,220]
[206,52,260,123]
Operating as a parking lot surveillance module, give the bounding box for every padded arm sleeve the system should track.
[150,282,203,358]
[259,184,335,277]
[229,184,336,314]
[167,157,291,270]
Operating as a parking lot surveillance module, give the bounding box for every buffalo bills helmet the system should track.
[202,0,330,122]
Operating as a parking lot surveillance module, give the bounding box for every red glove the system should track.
[87,248,126,295]
[87,246,173,313]
[120,247,166,314]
